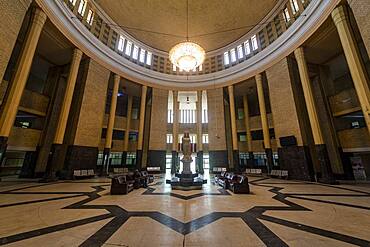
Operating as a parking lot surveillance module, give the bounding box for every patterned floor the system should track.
[0,176,369,246]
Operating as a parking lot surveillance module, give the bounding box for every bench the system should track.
[245,168,262,176]
[147,166,161,174]
[212,167,227,173]
[113,167,129,174]
[73,169,95,179]
[270,170,288,179]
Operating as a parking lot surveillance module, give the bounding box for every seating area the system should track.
[113,167,129,174]
[110,170,154,195]
[147,166,161,174]
[245,168,262,176]
[214,172,250,194]
[270,170,288,179]
[212,167,227,173]
[73,169,95,179]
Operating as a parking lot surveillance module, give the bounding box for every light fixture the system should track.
[169,42,205,72]
[169,0,205,72]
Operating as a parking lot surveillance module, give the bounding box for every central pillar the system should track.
[196,90,204,174]
[243,95,254,168]
[172,91,179,174]
[46,48,83,179]
[228,85,239,171]
[122,95,133,166]
[136,85,147,170]
[256,74,273,173]
[294,47,335,183]
[102,74,120,175]
[0,8,47,164]
[332,5,370,136]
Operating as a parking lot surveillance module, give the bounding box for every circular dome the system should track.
[95,0,278,52]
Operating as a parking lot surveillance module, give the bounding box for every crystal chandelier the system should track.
[169,0,205,72]
[169,42,205,72]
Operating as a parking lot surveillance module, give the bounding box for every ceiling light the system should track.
[169,42,205,72]
[169,0,205,72]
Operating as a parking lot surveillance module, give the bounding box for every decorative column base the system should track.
[101,148,110,176]
[136,149,143,170]
[247,152,255,168]
[197,151,204,174]
[277,146,315,181]
[171,151,178,174]
[316,144,336,184]
[121,151,127,166]
[233,150,240,172]
[39,143,67,182]
[19,148,39,178]
[265,148,274,174]
[0,136,8,169]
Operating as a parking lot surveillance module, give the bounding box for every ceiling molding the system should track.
[35,0,340,90]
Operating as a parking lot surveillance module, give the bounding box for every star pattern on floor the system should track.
[0,178,369,246]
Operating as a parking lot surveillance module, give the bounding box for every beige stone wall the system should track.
[0,0,31,82]
[73,59,110,147]
[266,58,304,146]
[236,114,274,131]
[149,88,168,150]
[348,0,370,55]
[7,127,41,151]
[207,88,227,151]
[338,127,370,150]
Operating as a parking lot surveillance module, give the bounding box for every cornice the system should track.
[35,0,340,90]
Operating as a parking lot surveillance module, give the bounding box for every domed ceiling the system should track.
[95,0,278,52]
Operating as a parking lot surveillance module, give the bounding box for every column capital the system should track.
[255,73,262,82]
[331,5,348,27]
[31,7,47,27]
[72,48,83,60]
[113,73,120,83]
[294,47,305,60]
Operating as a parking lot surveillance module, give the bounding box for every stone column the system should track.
[53,49,83,145]
[243,95,254,168]
[102,74,120,175]
[332,5,370,136]
[207,88,228,170]
[196,90,204,174]
[122,95,133,165]
[294,47,335,183]
[44,48,82,178]
[256,74,273,173]
[171,91,179,174]
[0,8,47,163]
[147,88,168,171]
[136,85,147,169]
[228,85,239,171]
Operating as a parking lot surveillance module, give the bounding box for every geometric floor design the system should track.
[0,176,369,246]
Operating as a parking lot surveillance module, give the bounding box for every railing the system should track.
[59,0,311,76]
[38,0,337,88]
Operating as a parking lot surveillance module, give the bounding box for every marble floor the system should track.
[0,175,369,247]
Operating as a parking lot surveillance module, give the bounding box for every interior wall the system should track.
[0,0,32,83]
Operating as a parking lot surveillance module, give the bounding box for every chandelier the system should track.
[169,0,205,72]
[169,42,205,72]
